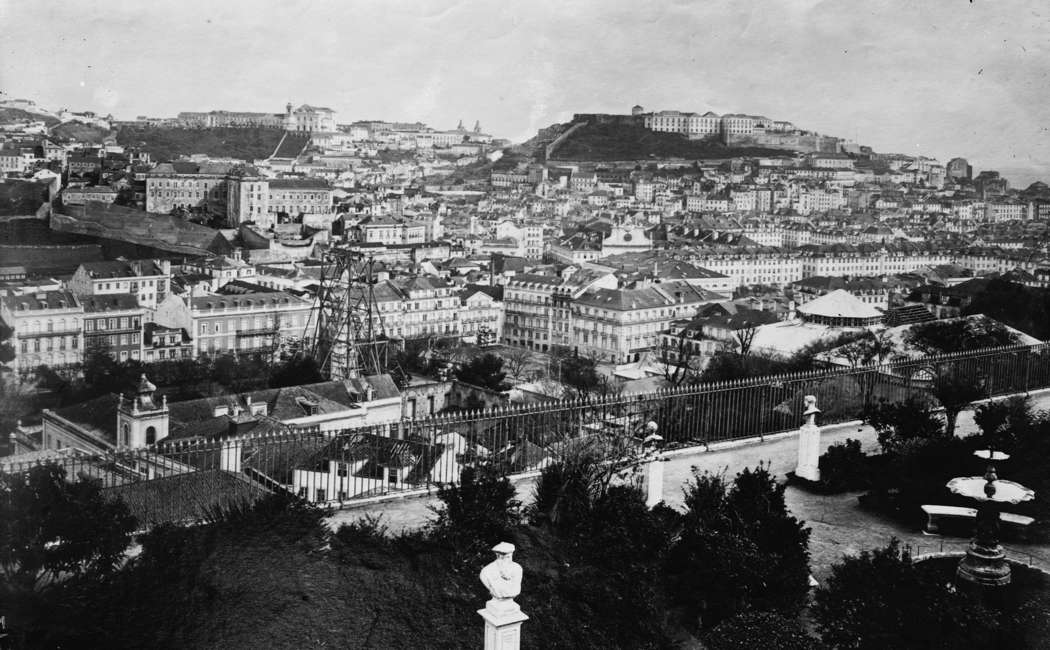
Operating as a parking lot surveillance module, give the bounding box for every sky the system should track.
[2,0,1049,185]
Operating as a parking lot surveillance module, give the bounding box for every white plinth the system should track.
[645,457,664,507]
[795,423,821,482]
[479,601,529,650]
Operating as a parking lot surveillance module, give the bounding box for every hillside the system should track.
[549,121,793,161]
[51,121,111,144]
[114,126,285,162]
[0,107,60,126]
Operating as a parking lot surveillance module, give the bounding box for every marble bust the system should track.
[480,542,522,612]
[802,395,820,427]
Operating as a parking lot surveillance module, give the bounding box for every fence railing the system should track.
[3,343,1049,528]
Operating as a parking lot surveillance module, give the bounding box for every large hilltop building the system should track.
[144,161,334,229]
[171,102,336,132]
[572,105,844,153]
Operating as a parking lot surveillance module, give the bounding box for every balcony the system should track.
[24,328,82,338]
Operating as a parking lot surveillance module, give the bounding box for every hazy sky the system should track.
[2,0,1048,184]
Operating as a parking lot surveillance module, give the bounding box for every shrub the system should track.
[669,465,811,630]
[813,540,997,649]
[705,611,822,650]
[865,396,944,454]
[974,395,1033,454]
[429,465,520,556]
[527,440,608,532]
[818,438,869,492]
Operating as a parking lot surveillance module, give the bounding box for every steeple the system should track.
[116,374,169,448]
[457,119,464,131]
[473,120,481,133]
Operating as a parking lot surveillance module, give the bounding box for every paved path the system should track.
[328,392,1050,578]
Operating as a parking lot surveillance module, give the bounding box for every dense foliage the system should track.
[865,396,945,454]
[453,353,509,391]
[813,540,997,649]
[430,466,521,556]
[549,121,791,161]
[705,611,821,650]
[817,438,870,492]
[0,465,137,648]
[962,278,1050,340]
[669,466,812,630]
[115,126,285,162]
[905,316,1020,354]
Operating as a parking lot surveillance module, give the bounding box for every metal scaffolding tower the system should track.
[308,249,395,380]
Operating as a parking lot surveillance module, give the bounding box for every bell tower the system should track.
[116,374,170,448]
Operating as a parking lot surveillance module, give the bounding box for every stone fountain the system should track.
[946,449,1035,588]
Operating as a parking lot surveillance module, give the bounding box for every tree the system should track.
[1,464,137,592]
[659,331,704,387]
[865,396,945,454]
[268,353,324,388]
[429,465,520,557]
[973,396,1032,454]
[454,353,508,391]
[931,366,987,438]
[81,337,119,389]
[905,317,1019,354]
[0,322,14,365]
[560,353,603,395]
[499,346,532,379]
[732,322,758,356]
[813,539,996,650]
[669,465,811,630]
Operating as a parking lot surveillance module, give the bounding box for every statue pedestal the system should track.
[795,423,821,482]
[479,600,529,650]
[645,456,664,507]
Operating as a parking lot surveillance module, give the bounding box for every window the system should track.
[85,320,94,332]
[121,423,130,447]
[315,489,326,502]
[336,462,348,478]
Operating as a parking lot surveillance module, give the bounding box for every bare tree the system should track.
[500,346,533,379]
[659,332,705,387]
[733,321,758,356]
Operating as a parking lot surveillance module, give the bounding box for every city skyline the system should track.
[2,0,1048,185]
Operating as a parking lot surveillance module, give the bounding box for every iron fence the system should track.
[3,343,1049,528]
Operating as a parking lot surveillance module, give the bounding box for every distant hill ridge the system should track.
[547,121,794,162]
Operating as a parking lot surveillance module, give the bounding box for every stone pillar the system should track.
[643,421,664,508]
[220,439,243,473]
[645,456,664,508]
[795,395,821,482]
[478,602,529,650]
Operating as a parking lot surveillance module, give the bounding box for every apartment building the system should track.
[502,268,618,352]
[571,281,722,363]
[0,291,83,372]
[153,290,313,357]
[67,259,171,309]
[80,294,145,362]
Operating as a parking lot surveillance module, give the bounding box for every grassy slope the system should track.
[101,518,662,649]
[114,126,285,162]
[0,107,60,126]
[51,122,110,144]
[550,121,793,161]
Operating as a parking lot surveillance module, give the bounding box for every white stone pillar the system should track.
[478,602,529,650]
[645,456,664,507]
[643,421,664,507]
[795,395,821,482]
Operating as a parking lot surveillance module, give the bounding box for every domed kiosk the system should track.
[796,289,883,327]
